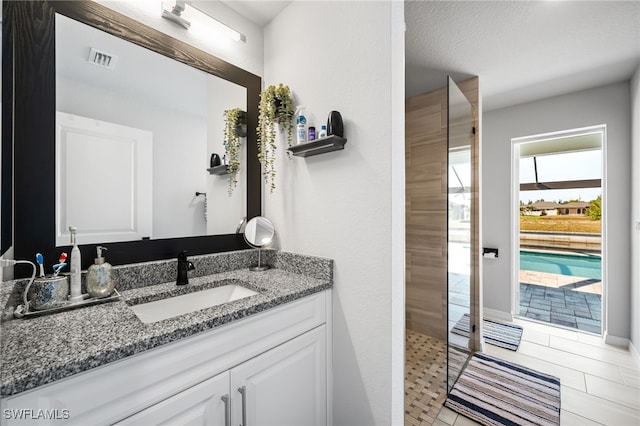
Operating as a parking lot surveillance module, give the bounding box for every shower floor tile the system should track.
[405,329,448,425]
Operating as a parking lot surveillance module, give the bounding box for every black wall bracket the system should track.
[482,247,499,258]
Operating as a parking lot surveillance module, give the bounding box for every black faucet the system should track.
[176,251,195,285]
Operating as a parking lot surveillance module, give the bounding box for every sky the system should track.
[519,149,602,203]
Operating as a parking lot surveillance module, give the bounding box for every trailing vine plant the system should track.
[223,108,246,196]
[257,84,294,193]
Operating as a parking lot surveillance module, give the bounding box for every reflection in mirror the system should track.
[55,13,247,246]
[447,76,473,392]
[244,216,275,248]
[243,216,275,272]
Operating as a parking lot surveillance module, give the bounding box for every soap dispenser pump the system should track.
[86,246,115,298]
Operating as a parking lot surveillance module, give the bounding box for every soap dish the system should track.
[21,289,122,318]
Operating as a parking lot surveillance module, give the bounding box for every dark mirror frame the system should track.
[1,1,262,273]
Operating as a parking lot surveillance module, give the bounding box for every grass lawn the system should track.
[520,215,601,233]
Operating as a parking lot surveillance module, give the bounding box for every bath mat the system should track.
[445,353,561,426]
[452,314,523,351]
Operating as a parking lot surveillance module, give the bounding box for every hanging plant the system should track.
[257,84,294,193]
[223,108,246,196]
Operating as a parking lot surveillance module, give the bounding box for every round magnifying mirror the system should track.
[244,216,275,271]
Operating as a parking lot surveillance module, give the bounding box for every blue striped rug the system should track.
[452,314,523,351]
[445,353,561,426]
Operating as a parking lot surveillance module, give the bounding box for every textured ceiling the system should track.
[405,1,640,111]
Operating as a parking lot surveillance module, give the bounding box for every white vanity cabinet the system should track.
[117,326,326,426]
[1,291,330,426]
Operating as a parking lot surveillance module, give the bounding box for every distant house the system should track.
[558,201,590,215]
[521,201,591,216]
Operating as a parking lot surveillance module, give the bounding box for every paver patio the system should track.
[519,269,602,334]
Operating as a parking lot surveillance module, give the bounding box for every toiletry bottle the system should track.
[86,246,115,298]
[296,107,307,144]
[308,126,316,141]
[69,226,83,302]
[319,125,328,139]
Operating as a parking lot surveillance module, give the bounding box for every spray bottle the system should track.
[296,106,307,145]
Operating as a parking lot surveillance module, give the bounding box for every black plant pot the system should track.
[327,111,344,137]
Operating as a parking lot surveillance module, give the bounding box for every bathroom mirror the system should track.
[2,1,261,270]
[243,217,275,272]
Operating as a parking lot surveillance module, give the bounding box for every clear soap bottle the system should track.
[86,246,115,298]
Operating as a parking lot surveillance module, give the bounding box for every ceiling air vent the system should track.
[88,47,118,70]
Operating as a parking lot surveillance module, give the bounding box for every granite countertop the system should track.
[0,250,333,398]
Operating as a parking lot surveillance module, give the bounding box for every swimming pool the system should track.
[520,251,601,280]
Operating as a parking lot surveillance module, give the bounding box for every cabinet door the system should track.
[230,325,326,426]
[114,371,230,426]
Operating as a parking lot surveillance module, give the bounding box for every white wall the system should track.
[96,0,264,77]
[483,82,632,341]
[630,65,640,359]
[263,1,405,424]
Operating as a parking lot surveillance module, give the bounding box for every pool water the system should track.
[520,251,601,280]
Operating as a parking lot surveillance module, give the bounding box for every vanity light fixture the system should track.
[161,1,247,43]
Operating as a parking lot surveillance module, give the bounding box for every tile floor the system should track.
[406,245,633,425]
[432,318,640,426]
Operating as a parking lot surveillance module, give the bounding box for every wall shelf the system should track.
[287,135,347,158]
[207,165,229,175]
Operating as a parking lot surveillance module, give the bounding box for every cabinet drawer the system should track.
[2,292,328,425]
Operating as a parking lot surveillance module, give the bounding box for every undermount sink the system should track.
[130,284,259,324]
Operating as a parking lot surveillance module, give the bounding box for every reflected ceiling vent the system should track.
[88,47,118,70]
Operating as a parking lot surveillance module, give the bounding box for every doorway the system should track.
[512,126,605,334]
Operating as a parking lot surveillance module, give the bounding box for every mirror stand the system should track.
[243,216,275,272]
[250,249,269,272]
